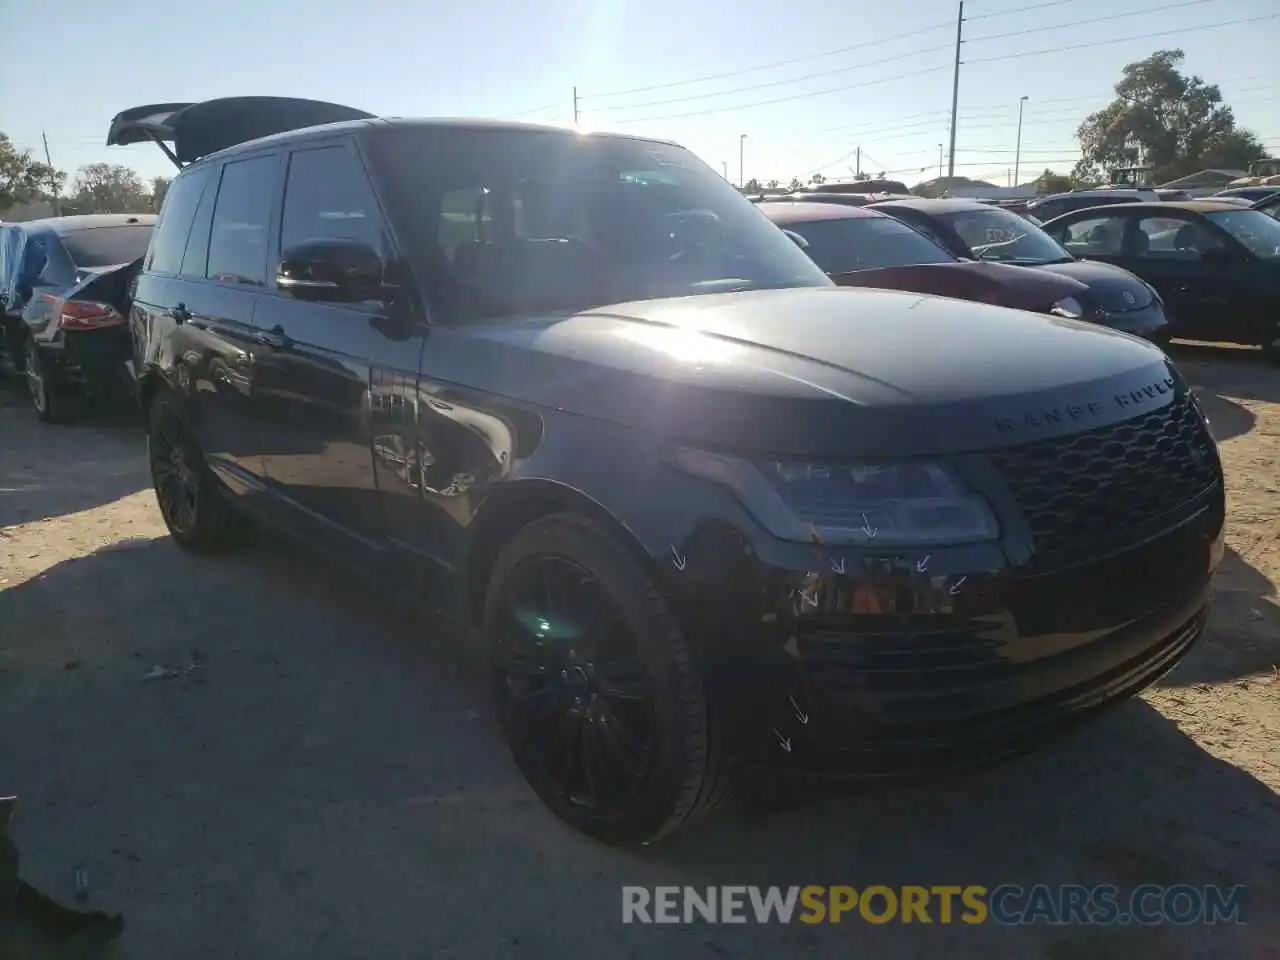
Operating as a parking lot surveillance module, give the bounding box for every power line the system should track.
[589,43,955,114]
[965,0,1080,22]
[580,21,953,101]
[965,0,1233,45]
[607,64,952,125]
[964,13,1276,65]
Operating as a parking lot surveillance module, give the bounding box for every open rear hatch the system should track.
[107,97,376,168]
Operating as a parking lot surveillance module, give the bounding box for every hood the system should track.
[437,287,1179,459]
[1034,260,1155,312]
[832,261,1087,314]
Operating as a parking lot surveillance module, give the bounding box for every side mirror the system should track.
[782,229,809,250]
[1201,246,1236,268]
[276,239,393,304]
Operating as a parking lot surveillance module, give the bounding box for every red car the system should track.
[759,201,1104,324]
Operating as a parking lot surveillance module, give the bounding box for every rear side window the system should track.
[61,225,154,269]
[179,172,216,279]
[1054,214,1126,256]
[207,155,278,286]
[280,146,381,253]
[148,170,210,274]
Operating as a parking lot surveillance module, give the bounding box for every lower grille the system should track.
[989,393,1219,571]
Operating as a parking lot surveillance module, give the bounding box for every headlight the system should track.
[1049,296,1085,319]
[669,447,1000,546]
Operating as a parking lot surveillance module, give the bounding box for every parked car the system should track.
[1041,200,1280,360]
[113,97,1224,845]
[0,215,155,420]
[758,201,1106,322]
[1254,192,1280,220]
[794,178,910,196]
[1025,187,1158,222]
[754,191,906,208]
[867,198,1170,340]
[1155,189,1192,201]
[1213,186,1280,203]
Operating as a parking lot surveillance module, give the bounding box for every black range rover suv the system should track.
[110,98,1225,845]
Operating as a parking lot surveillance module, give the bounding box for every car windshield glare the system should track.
[942,209,1072,264]
[783,216,956,275]
[370,128,831,323]
[1205,209,1280,260]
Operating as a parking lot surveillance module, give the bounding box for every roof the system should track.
[1158,168,1249,188]
[1054,200,1250,216]
[867,197,995,215]
[756,201,881,224]
[14,214,156,233]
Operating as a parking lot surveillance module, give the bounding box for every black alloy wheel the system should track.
[147,388,250,551]
[485,513,729,845]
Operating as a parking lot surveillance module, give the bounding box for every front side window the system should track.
[207,155,278,286]
[1136,215,1220,260]
[368,128,830,323]
[781,216,955,275]
[940,208,1071,264]
[280,145,382,253]
[1205,209,1280,260]
[148,168,210,274]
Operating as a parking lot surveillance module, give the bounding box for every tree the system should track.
[788,177,803,191]
[809,173,826,185]
[1034,169,1073,194]
[150,176,171,212]
[0,133,63,211]
[1074,50,1267,184]
[70,163,148,214]
[742,178,762,194]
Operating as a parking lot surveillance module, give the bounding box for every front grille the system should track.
[990,393,1219,571]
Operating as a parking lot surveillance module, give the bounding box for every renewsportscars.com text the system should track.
[621,885,1247,926]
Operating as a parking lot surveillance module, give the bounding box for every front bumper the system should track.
[1097,302,1169,341]
[665,423,1224,780]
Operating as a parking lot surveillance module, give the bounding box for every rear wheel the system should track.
[485,513,729,845]
[147,387,250,551]
[24,341,76,423]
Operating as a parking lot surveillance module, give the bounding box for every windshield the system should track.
[1205,210,1280,260]
[370,128,830,322]
[780,215,955,275]
[60,225,154,268]
[940,208,1072,264]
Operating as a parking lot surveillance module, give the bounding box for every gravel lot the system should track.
[1,346,1277,959]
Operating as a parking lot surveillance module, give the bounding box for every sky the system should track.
[1,0,1276,191]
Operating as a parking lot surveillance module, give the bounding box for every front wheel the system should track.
[485,513,729,845]
[147,388,250,551]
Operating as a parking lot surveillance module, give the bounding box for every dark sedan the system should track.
[759,201,1102,321]
[0,214,155,420]
[1040,201,1280,360]
[867,197,1170,340]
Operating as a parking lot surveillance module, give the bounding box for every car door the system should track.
[1128,211,1242,342]
[252,139,430,560]
[163,154,279,492]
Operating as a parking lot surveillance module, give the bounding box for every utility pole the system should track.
[41,130,62,217]
[722,161,728,179]
[739,134,747,188]
[855,147,861,179]
[573,87,580,126]
[946,1,964,179]
[937,143,944,178]
[1013,95,1028,186]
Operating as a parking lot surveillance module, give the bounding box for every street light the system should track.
[937,143,944,178]
[1013,96,1029,186]
[722,161,728,180]
[739,134,748,188]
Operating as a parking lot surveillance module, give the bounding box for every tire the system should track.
[24,341,76,424]
[1263,330,1280,366]
[147,386,251,552]
[484,512,730,845]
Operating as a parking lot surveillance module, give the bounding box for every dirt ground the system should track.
[1,345,1277,959]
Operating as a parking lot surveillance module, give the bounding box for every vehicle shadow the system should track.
[0,384,149,528]
[1161,546,1280,686]
[1168,343,1278,442]
[4,538,1276,959]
